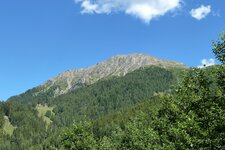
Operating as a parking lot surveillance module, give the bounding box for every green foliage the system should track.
[0,103,5,128]
[62,121,97,150]
[153,33,225,149]
[60,96,162,149]
[0,101,47,149]
[61,112,160,150]
[116,115,160,150]
[45,110,52,118]
[213,32,225,63]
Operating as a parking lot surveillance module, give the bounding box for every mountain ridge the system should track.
[35,53,187,97]
[7,53,187,101]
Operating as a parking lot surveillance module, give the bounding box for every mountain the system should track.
[1,66,185,149]
[1,54,188,149]
[32,54,187,98]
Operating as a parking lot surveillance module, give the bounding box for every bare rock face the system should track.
[37,54,187,97]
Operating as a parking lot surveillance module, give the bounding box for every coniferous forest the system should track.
[0,33,225,149]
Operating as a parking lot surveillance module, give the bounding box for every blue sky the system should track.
[0,0,224,100]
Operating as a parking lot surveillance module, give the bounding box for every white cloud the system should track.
[75,0,181,23]
[80,1,98,14]
[190,5,211,20]
[198,58,215,68]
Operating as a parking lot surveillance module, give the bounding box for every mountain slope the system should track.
[4,66,182,149]
[10,54,187,101]
[48,66,179,126]
[1,54,187,149]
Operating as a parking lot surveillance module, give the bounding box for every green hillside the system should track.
[49,66,181,126]
[0,66,184,149]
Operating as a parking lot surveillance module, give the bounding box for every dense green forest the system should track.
[0,33,224,149]
[0,65,183,149]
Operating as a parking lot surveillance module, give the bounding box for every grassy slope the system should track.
[3,116,16,136]
[36,105,54,126]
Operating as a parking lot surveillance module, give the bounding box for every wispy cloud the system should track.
[75,0,181,23]
[190,5,211,20]
[212,10,220,17]
[198,58,215,68]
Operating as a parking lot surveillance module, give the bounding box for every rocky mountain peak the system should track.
[37,53,187,97]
